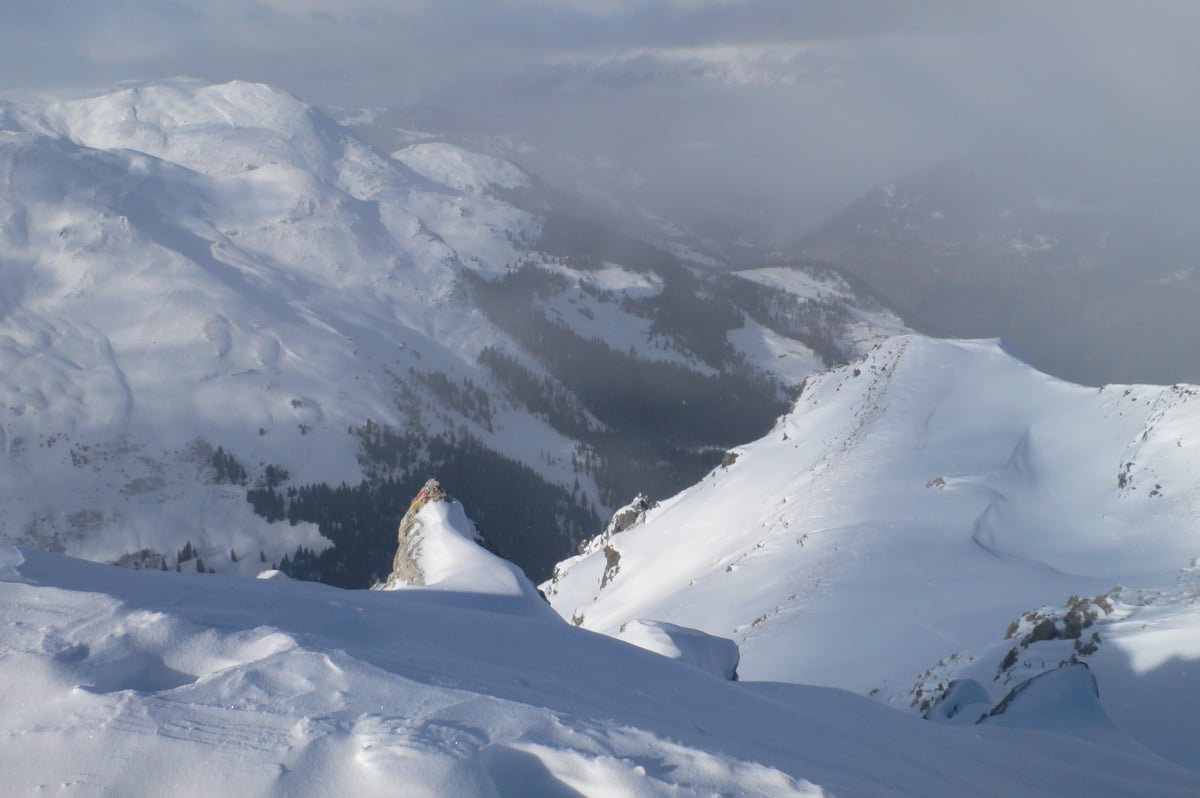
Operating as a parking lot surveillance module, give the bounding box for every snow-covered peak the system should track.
[0,78,541,573]
[379,480,548,613]
[42,81,328,176]
[36,79,427,201]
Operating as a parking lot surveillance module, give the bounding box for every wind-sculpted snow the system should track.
[2,546,1198,797]
[615,619,741,680]
[545,335,1200,767]
[905,570,1200,772]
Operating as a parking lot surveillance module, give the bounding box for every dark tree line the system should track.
[467,267,786,449]
[245,424,600,588]
[212,446,248,485]
[717,271,855,367]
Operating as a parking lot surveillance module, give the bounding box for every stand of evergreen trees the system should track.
[246,424,599,588]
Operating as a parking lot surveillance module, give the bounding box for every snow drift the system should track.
[2,543,1197,797]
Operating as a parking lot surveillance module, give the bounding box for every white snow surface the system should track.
[544,334,1200,768]
[2,542,1198,797]
[978,665,1124,744]
[615,619,740,680]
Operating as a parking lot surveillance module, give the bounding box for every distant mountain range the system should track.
[793,155,1200,386]
[0,79,904,586]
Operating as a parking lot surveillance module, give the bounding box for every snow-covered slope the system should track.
[3,543,1198,797]
[544,334,1200,768]
[0,79,536,572]
[0,78,904,585]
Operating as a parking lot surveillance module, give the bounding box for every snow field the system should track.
[3,543,1198,796]
[547,335,1200,768]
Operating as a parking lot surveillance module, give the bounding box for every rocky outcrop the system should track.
[579,493,650,558]
[384,478,450,588]
[542,493,650,599]
[376,479,550,615]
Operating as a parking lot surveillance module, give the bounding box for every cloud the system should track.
[2,2,1198,241]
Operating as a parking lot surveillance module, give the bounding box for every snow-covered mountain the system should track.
[0,79,903,586]
[544,334,1200,770]
[794,155,1200,386]
[4,541,1199,796]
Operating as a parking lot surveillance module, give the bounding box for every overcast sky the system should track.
[5,1,1198,243]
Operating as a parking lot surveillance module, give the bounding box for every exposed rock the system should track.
[385,478,449,588]
[375,479,550,615]
[578,493,650,557]
[600,545,621,589]
[605,493,650,538]
[1006,590,1119,650]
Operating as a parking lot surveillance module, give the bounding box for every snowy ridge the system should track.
[2,543,1198,797]
[544,334,1200,767]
